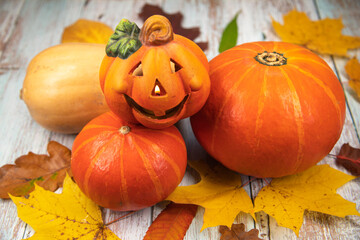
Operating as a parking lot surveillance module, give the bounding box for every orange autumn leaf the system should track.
[61,19,113,44]
[272,9,360,56]
[345,57,360,98]
[143,203,197,240]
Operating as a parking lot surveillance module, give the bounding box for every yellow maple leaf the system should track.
[254,164,360,236]
[61,19,113,44]
[272,9,360,56]
[345,57,360,98]
[166,160,255,231]
[10,174,120,240]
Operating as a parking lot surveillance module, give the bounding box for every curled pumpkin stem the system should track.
[140,15,174,46]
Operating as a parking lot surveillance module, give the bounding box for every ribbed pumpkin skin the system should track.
[71,112,187,211]
[191,41,346,178]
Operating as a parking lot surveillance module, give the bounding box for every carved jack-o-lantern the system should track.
[100,15,210,129]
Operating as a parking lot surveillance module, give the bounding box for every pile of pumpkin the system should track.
[21,15,345,211]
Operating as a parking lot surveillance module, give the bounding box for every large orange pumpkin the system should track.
[191,41,346,178]
[100,15,210,129]
[71,111,187,211]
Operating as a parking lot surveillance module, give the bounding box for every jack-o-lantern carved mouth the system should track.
[124,94,189,120]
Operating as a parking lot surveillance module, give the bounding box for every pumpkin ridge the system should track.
[226,47,258,54]
[132,138,165,199]
[254,67,269,150]
[134,129,186,148]
[282,48,310,55]
[135,135,182,182]
[288,58,333,72]
[287,64,343,128]
[118,136,129,207]
[279,67,305,173]
[210,64,258,153]
[249,42,266,51]
[209,58,251,75]
[83,133,119,195]
[72,134,108,158]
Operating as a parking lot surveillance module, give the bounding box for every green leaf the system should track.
[106,19,142,59]
[218,13,239,53]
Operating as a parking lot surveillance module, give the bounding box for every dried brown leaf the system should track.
[336,143,360,176]
[219,223,262,240]
[138,3,208,51]
[0,141,71,198]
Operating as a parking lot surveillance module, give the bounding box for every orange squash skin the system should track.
[99,17,210,129]
[191,41,346,178]
[71,112,187,211]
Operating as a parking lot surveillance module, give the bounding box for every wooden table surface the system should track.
[1,0,360,239]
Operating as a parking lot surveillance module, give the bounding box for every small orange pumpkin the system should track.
[100,15,210,129]
[71,111,187,211]
[191,41,346,178]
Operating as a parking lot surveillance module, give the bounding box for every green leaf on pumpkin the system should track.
[106,19,142,59]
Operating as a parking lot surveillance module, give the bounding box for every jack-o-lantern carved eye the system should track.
[131,62,143,76]
[170,59,182,73]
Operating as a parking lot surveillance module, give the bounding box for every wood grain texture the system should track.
[0,0,359,239]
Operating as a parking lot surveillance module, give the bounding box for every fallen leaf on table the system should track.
[166,160,254,231]
[143,203,197,240]
[0,141,71,199]
[336,143,360,176]
[345,57,360,98]
[219,223,262,240]
[61,19,113,44]
[138,3,208,51]
[254,164,359,236]
[10,174,120,240]
[219,13,239,53]
[272,9,360,56]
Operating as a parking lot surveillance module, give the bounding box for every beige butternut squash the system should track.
[21,43,109,134]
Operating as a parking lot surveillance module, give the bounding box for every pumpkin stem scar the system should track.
[119,126,131,135]
[255,51,287,66]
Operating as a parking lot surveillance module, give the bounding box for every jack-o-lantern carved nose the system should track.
[151,79,166,97]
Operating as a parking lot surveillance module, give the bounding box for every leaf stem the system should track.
[105,211,136,226]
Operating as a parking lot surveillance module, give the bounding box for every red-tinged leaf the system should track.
[336,143,360,176]
[143,203,198,240]
[138,3,208,51]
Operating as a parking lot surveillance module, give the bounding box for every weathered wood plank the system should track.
[0,0,85,239]
[316,0,360,139]
[1,0,360,239]
[0,0,25,65]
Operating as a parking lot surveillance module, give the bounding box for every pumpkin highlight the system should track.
[191,41,346,178]
[100,15,210,129]
[71,112,187,211]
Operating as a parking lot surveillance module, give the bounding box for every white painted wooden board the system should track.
[0,0,359,239]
